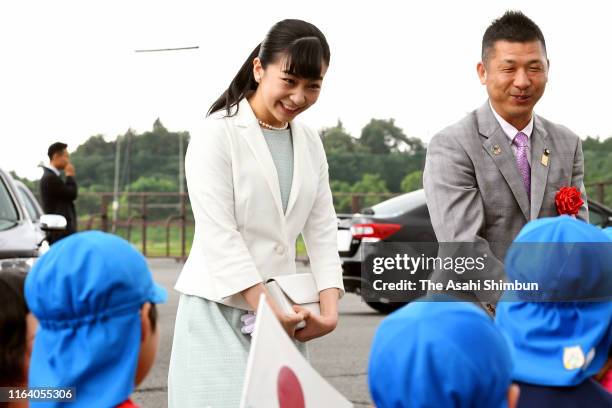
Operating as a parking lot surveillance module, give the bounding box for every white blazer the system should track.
[175,98,344,310]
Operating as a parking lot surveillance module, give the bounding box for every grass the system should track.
[79,218,308,259]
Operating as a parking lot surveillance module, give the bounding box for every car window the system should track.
[369,190,426,217]
[0,178,19,230]
[18,186,41,221]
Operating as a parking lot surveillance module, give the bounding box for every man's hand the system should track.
[64,162,75,177]
[293,305,338,342]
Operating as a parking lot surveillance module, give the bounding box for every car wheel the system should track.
[364,299,405,314]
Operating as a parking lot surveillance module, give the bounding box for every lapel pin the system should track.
[541,148,550,167]
[492,145,502,155]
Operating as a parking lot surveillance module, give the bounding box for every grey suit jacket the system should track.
[423,102,588,300]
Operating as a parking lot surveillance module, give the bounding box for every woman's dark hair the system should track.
[0,270,28,387]
[208,19,330,116]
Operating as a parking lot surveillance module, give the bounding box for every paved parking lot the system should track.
[132,259,384,407]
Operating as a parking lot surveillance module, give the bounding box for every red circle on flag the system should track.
[277,366,305,408]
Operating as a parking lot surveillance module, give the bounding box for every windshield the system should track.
[369,189,426,217]
[18,186,41,221]
[0,178,19,230]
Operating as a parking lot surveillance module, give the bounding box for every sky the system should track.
[2,0,611,180]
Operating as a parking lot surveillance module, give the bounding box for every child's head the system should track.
[368,300,518,408]
[0,270,36,388]
[209,19,330,121]
[25,231,167,407]
[496,216,612,387]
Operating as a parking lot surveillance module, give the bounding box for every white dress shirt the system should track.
[489,101,534,165]
[43,164,61,176]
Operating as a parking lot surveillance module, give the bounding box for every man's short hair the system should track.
[482,10,547,63]
[47,142,68,160]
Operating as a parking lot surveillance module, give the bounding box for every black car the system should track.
[338,189,612,313]
[0,168,66,273]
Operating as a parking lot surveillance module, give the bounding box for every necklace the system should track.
[258,119,289,130]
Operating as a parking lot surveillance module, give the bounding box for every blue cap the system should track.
[503,215,612,301]
[369,301,513,408]
[25,231,167,407]
[496,216,612,386]
[603,226,612,240]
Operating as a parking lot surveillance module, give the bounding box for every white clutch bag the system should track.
[265,273,320,329]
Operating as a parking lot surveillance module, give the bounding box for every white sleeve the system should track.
[185,120,262,298]
[301,132,345,297]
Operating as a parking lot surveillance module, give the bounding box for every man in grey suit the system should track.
[423,11,588,308]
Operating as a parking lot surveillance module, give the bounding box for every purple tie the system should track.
[513,132,531,198]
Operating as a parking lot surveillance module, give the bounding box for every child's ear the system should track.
[507,384,520,408]
[140,302,152,344]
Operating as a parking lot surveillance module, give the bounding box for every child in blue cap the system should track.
[25,231,167,408]
[496,216,612,407]
[368,299,519,408]
[1,270,37,408]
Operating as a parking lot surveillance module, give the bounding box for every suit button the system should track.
[275,244,285,255]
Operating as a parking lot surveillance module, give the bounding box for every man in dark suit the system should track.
[40,142,78,244]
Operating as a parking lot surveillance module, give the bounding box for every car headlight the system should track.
[0,257,37,273]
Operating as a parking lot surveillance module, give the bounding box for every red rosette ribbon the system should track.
[555,186,584,216]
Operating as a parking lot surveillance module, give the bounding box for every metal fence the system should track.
[77,181,611,260]
[586,180,612,205]
[78,192,191,261]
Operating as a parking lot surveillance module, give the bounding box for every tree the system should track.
[330,180,352,213]
[153,118,168,134]
[400,170,424,192]
[320,120,360,154]
[10,171,39,193]
[69,119,189,194]
[358,118,425,155]
[128,176,177,192]
[351,173,389,208]
[358,119,406,154]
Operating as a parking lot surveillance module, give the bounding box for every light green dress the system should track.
[168,127,305,408]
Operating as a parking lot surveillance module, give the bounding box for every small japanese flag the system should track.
[239,294,353,408]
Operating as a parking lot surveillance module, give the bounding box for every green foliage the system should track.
[128,176,177,192]
[582,136,612,205]
[401,170,424,192]
[358,118,423,155]
[321,126,356,154]
[69,123,189,196]
[10,171,39,194]
[11,120,612,227]
[351,173,389,208]
[330,180,352,213]
[327,152,424,192]
[320,120,368,154]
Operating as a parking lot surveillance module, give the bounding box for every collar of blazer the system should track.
[477,101,550,221]
[231,98,306,220]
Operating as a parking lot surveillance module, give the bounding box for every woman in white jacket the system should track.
[168,19,344,407]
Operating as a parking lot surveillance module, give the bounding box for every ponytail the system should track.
[208,44,261,117]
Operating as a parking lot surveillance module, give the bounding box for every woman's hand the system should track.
[294,288,340,342]
[293,306,338,342]
[276,308,310,338]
